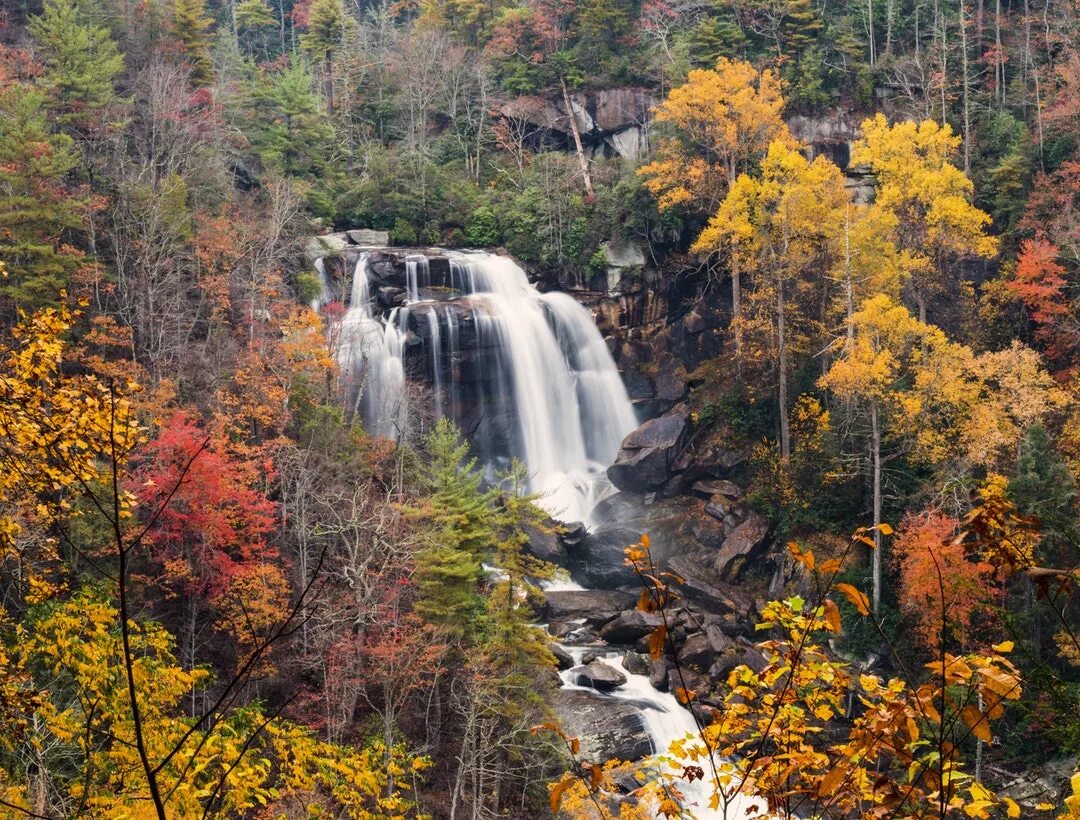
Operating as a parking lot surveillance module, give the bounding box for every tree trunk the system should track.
[960,0,972,173]
[871,401,883,617]
[560,77,594,197]
[868,0,877,65]
[732,252,744,379]
[325,53,335,115]
[777,275,790,464]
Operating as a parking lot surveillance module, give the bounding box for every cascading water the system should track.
[329,249,637,523]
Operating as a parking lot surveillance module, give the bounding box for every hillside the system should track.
[0,0,1079,818]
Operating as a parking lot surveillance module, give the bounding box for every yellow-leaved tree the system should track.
[639,58,794,368]
[851,115,998,325]
[693,141,848,462]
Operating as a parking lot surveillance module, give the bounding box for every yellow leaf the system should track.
[992,640,1014,653]
[1002,797,1020,818]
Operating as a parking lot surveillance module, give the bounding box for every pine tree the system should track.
[783,0,825,54]
[686,14,748,68]
[411,419,495,636]
[173,0,214,86]
[0,81,84,314]
[28,0,125,129]
[299,0,350,113]
[249,60,333,179]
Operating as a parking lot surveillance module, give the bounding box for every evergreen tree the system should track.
[299,0,350,113]
[173,0,214,86]
[248,60,332,179]
[481,459,557,708]
[411,419,495,636]
[783,0,825,54]
[686,14,748,68]
[28,0,125,129]
[1011,424,1078,558]
[0,81,84,314]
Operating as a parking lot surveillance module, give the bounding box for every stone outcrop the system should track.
[553,690,653,762]
[713,510,771,580]
[598,610,664,643]
[544,589,637,623]
[607,407,691,492]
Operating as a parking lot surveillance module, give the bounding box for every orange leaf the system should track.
[823,599,842,633]
[549,776,574,813]
[961,706,992,743]
[648,625,668,660]
[675,686,696,704]
[570,737,581,756]
[818,765,846,796]
[836,583,871,616]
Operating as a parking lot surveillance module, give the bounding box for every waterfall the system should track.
[332,249,637,523]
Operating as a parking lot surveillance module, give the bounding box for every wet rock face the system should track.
[553,690,654,762]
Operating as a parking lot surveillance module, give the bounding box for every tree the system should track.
[851,115,998,324]
[28,0,125,131]
[299,0,351,113]
[639,57,793,214]
[2,586,427,817]
[640,57,793,368]
[694,141,848,461]
[172,0,214,86]
[0,75,85,314]
[894,509,996,648]
[410,419,493,635]
[818,294,952,615]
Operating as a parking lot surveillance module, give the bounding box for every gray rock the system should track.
[683,311,706,333]
[714,511,771,580]
[569,660,627,691]
[523,520,568,566]
[601,239,646,269]
[607,409,691,493]
[649,659,672,691]
[544,589,636,623]
[692,479,742,498]
[599,610,664,643]
[304,232,351,263]
[346,228,390,245]
[551,644,576,671]
[553,689,654,762]
[570,526,642,588]
[666,554,756,620]
[623,652,650,675]
[677,632,716,671]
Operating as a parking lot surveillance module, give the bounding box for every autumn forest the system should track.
[0,0,1079,817]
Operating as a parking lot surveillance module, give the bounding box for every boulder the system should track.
[599,610,664,643]
[702,622,737,654]
[560,521,588,547]
[623,652,650,675]
[346,228,390,245]
[692,479,742,499]
[607,409,691,493]
[544,589,636,623]
[569,660,627,691]
[667,667,710,699]
[570,526,642,588]
[593,87,654,132]
[551,644,576,671]
[304,232,351,263]
[523,520,568,566]
[677,632,716,671]
[666,554,756,620]
[553,690,654,762]
[649,659,672,691]
[714,511,771,580]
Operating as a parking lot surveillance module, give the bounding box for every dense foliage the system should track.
[0,0,1078,817]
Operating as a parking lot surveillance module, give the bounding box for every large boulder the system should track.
[553,690,654,762]
[570,526,642,588]
[607,409,691,492]
[544,589,636,623]
[599,610,664,643]
[304,232,351,263]
[568,660,627,691]
[666,554,757,621]
[714,511,771,580]
[677,632,716,672]
[523,520,568,566]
